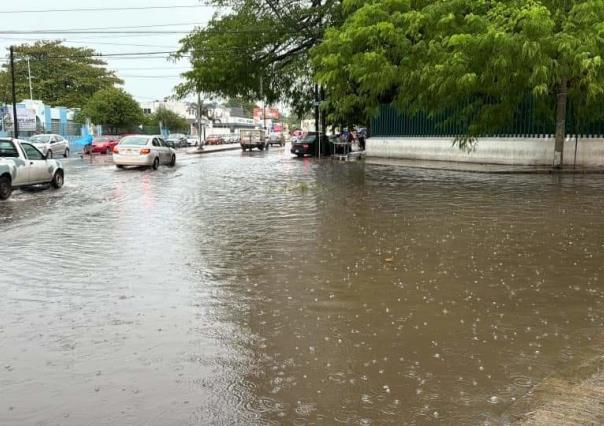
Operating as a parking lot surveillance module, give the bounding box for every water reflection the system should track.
[0,152,603,424]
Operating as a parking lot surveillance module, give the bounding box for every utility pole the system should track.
[197,92,203,148]
[260,75,267,132]
[10,46,19,138]
[26,57,33,100]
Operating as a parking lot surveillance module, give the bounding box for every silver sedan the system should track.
[30,134,70,158]
[113,135,176,170]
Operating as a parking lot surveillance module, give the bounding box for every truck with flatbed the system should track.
[240,129,268,151]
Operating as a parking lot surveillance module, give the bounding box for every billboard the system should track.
[4,108,37,132]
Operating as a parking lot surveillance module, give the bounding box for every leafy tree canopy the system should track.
[147,106,189,132]
[224,97,257,115]
[0,41,122,108]
[81,88,143,134]
[176,0,340,117]
[314,0,604,163]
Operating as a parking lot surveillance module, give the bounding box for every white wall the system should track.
[366,137,604,167]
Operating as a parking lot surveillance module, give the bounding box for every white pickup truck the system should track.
[0,138,65,201]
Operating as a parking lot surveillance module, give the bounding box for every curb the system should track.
[187,146,241,155]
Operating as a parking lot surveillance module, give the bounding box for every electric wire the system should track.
[0,5,211,14]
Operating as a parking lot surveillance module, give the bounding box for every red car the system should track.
[86,136,122,154]
[206,135,225,145]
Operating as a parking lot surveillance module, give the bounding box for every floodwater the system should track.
[1,148,603,425]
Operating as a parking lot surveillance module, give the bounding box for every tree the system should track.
[150,106,189,132]
[175,0,340,118]
[0,41,122,108]
[314,0,604,167]
[81,88,143,134]
[224,97,256,115]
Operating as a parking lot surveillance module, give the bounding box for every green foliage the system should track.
[175,1,340,118]
[224,97,256,115]
[314,0,604,139]
[0,41,122,108]
[81,88,143,134]
[148,107,189,132]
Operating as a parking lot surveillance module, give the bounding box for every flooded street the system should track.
[1,148,604,425]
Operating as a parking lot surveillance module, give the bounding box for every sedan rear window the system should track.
[30,135,52,144]
[120,136,148,146]
[0,141,19,158]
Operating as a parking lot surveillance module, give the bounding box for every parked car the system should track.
[112,135,176,170]
[186,135,202,147]
[84,135,122,154]
[0,138,65,200]
[206,135,225,145]
[268,132,285,147]
[167,133,188,148]
[226,135,240,144]
[240,129,268,151]
[290,132,330,157]
[29,134,70,158]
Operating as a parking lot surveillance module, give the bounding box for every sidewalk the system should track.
[186,144,241,155]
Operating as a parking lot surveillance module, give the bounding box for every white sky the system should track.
[0,0,215,103]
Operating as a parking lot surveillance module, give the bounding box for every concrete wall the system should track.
[366,137,604,167]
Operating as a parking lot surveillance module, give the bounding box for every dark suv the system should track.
[290,132,330,157]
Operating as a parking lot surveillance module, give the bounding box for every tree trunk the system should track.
[553,77,568,168]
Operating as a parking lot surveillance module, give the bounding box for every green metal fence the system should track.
[371,100,604,138]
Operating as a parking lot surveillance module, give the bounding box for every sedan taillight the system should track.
[113,146,119,154]
[303,144,309,148]
[140,148,151,155]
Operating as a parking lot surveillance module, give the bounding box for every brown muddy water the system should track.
[1,149,603,425]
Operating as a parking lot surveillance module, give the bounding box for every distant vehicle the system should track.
[84,135,121,154]
[268,132,285,147]
[290,132,329,157]
[240,129,268,151]
[113,135,176,170]
[29,134,70,158]
[167,133,188,148]
[206,135,225,145]
[186,135,202,147]
[226,135,239,144]
[0,138,65,200]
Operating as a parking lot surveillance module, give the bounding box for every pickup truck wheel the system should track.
[51,170,64,189]
[0,175,12,200]
[64,148,70,158]
[152,157,160,170]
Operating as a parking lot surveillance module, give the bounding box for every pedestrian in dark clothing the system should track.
[358,128,367,151]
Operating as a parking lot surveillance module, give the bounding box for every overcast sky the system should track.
[0,0,215,103]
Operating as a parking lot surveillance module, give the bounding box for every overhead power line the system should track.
[0,4,209,14]
[0,30,281,35]
[119,75,184,78]
[1,31,191,35]
[34,22,206,31]
[0,36,179,49]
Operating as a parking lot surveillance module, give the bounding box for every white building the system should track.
[139,100,255,138]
